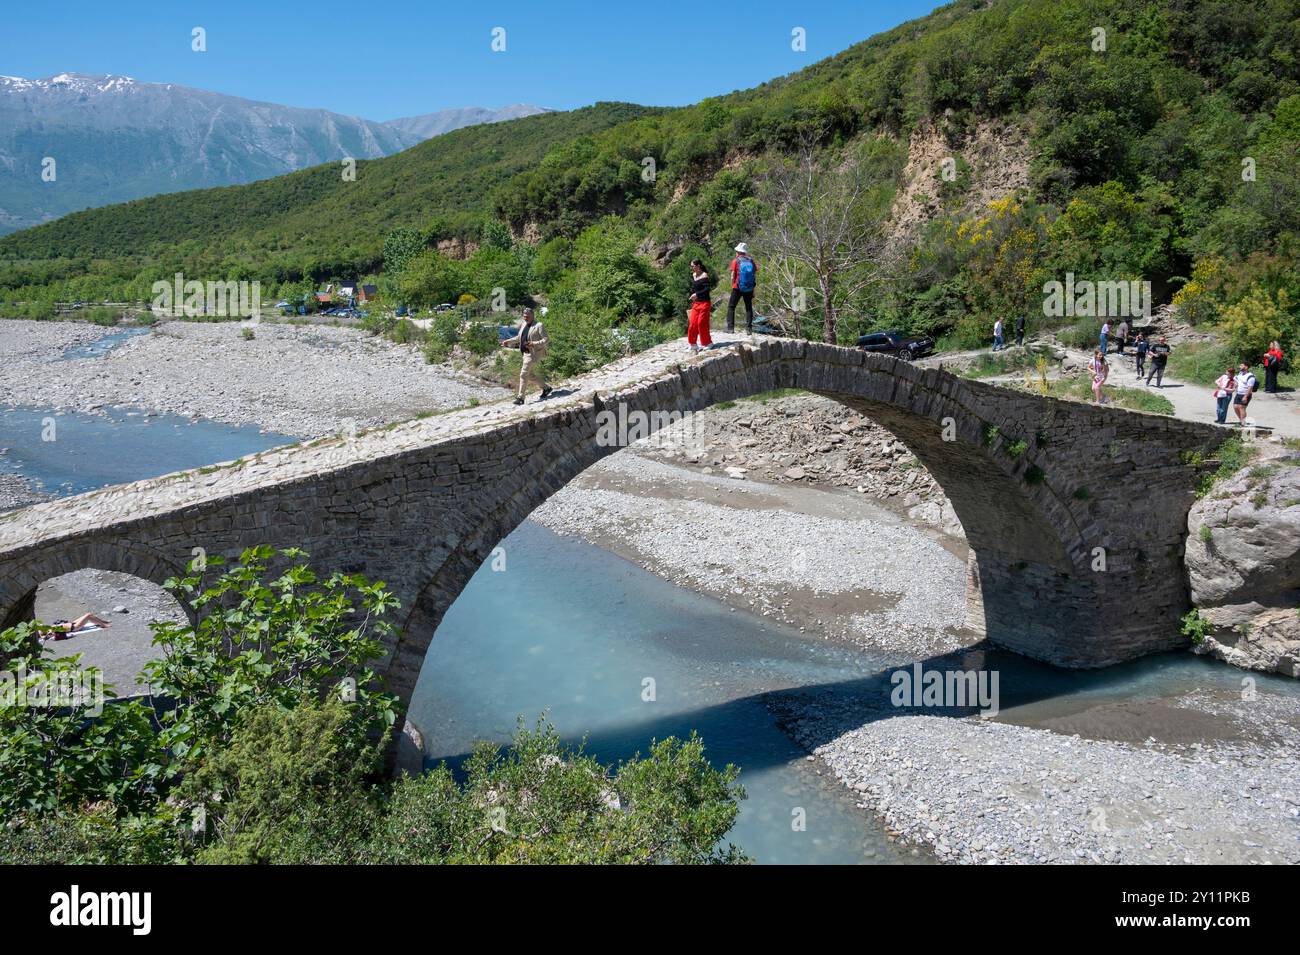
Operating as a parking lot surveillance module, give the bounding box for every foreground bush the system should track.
[0,548,746,864]
[370,723,746,865]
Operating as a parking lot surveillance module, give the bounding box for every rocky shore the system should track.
[778,689,1300,864]
[0,470,51,511]
[1186,443,1300,678]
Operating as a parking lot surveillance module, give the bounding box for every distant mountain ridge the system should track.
[0,73,549,233]
[384,105,551,140]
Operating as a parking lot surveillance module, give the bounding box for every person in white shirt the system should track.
[1233,361,1258,426]
[992,318,1004,352]
[1213,365,1237,424]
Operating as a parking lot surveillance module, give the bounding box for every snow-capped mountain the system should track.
[0,74,549,234]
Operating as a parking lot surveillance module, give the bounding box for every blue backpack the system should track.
[736,256,756,292]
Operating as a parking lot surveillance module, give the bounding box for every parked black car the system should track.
[856,330,935,360]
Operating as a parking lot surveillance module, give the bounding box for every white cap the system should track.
[735,242,749,254]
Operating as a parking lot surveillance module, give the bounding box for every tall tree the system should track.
[757,131,899,343]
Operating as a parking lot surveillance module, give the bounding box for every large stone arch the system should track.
[385,341,1217,709]
[0,537,190,633]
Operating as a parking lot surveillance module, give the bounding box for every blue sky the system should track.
[0,0,946,119]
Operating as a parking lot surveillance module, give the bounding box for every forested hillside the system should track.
[2,0,1298,361]
[0,102,655,283]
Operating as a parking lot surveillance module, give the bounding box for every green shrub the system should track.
[390,318,426,346]
[0,804,186,865]
[1057,320,1100,351]
[1195,436,1258,497]
[462,322,500,357]
[361,310,397,338]
[186,700,382,864]
[542,310,628,379]
[23,301,57,321]
[424,338,451,363]
[0,549,748,866]
[85,306,118,326]
[367,722,746,865]
[0,622,162,818]
[1180,609,1213,645]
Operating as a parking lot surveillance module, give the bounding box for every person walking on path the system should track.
[1088,349,1109,404]
[993,318,1004,351]
[502,307,552,405]
[1134,333,1149,378]
[1234,361,1258,426]
[1213,365,1237,424]
[686,259,714,354]
[1146,336,1171,387]
[1015,314,1026,347]
[1115,320,1129,355]
[1100,320,1110,355]
[1264,341,1284,393]
[726,243,758,334]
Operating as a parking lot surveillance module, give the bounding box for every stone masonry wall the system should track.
[0,338,1227,715]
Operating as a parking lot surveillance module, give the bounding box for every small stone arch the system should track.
[0,538,191,633]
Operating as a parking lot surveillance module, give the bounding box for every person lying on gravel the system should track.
[39,612,112,641]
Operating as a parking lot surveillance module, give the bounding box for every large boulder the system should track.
[1185,453,1300,677]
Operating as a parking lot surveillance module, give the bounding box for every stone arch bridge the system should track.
[0,338,1226,715]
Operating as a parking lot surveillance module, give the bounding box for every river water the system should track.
[407,520,925,864]
[5,329,1299,864]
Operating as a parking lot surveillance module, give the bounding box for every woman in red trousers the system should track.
[687,258,714,354]
[1263,340,1284,393]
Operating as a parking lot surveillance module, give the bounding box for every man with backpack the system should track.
[1234,361,1259,426]
[727,242,758,335]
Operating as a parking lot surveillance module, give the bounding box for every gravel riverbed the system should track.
[535,451,973,661]
[776,689,1300,864]
[0,319,504,439]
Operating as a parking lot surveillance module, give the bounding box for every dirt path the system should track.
[943,340,1300,439]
